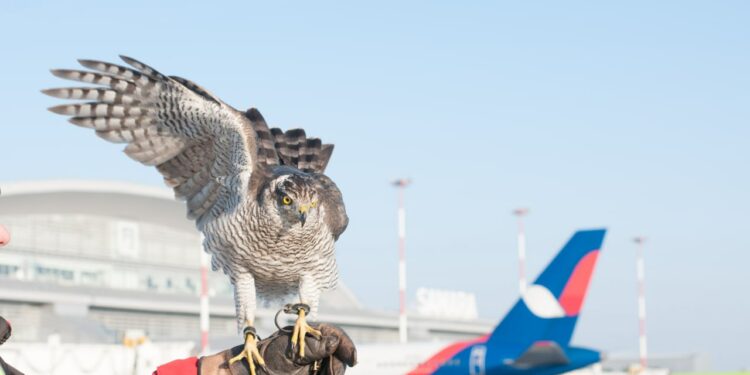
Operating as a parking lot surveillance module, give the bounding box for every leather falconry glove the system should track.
[199,323,357,375]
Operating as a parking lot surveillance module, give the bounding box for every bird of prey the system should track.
[43,56,348,374]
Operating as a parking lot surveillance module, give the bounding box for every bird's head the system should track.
[267,172,321,228]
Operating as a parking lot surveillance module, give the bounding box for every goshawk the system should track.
[44,56,349,374]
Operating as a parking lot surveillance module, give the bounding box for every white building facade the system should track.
[0,180,492,348]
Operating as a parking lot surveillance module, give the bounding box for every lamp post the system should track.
[512,208,529,295]
[393,178,411,344]
[200,234,210,355]
[633,236,648,370]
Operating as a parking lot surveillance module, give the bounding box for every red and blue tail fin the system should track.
[409,229,606,374]
[486,229,606,356]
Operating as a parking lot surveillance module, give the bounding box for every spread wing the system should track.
[43,56,260,227]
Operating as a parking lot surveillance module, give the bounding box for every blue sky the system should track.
[1,0,748,370]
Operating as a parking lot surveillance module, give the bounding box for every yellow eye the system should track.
[282,196,293,205]
[311,201,318,208]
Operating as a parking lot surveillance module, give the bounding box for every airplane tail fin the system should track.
[487,229,606,352]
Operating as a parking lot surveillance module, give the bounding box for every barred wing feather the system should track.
[43,56,258,227]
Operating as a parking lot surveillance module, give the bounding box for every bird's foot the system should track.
[285,303,322,358]
[228,326,266,375]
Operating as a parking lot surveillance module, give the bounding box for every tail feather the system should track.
[274,128,333,173]
[242,109,336,174]
[298,138,322,171]
[244,108,280,167]
[278,128,307,167]
[316,144,334,172]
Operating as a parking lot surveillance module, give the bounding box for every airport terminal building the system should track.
[0,180,493,348]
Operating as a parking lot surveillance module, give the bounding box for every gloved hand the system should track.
[0,317,11,345]
[0,317,24,375]
[199,323,357,375]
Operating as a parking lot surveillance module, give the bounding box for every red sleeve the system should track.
[153,357,199,375]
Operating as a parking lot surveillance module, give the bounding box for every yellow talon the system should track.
[228,328,265,375]
[290,307,322,358]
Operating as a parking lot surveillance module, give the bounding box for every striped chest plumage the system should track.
[202,199,339,297]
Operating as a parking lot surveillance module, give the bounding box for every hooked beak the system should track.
[297,201,317,227]
[298,205,309,227]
